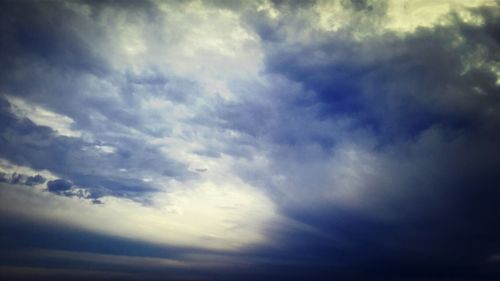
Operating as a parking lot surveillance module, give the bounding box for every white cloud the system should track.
[5,95,82,138]
[385,0,498,32]
[0,177,278,251]
[94,145,116,154]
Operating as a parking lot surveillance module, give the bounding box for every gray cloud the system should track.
[0,0,199,201]
[0,1,499,280]
[0,171,46,186]
[198,2,500,277]
[25,174,46,186]
[47,179,73,193]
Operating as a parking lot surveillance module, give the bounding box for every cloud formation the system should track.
[0,0,499,280]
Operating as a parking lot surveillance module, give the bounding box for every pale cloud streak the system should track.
[0,178,277,250]
[6,95,82,138]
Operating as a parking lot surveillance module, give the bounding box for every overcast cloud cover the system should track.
[0,0,499,280]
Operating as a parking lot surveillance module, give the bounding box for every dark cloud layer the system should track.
[47,179,73,193]
[1,0,500,280]
[215,2,500,280]
[0,172,46,187]
[193,1,500,280]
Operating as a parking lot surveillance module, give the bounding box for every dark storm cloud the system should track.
[204,3,500,280]
[1,0,500,280]
[0,1,109,86]
[256,7,500,142]
[25,174,46,186]
[47,179,73,193]
[0,172,46,186]
[0,0,159,77]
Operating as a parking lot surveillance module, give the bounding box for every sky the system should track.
[0,0,499,280]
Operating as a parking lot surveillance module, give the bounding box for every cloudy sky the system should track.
[0,0,499,280]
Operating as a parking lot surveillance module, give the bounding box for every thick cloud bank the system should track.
[0,0,499,280]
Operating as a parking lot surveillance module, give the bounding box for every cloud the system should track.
[0,0,499,280]
[0,159,48,187]
[0,95,191,200]
[47,179,73,193]
[25,174,46,186]
[199,1,500,278]
[0,177,277,251]
[6,95,82,138]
